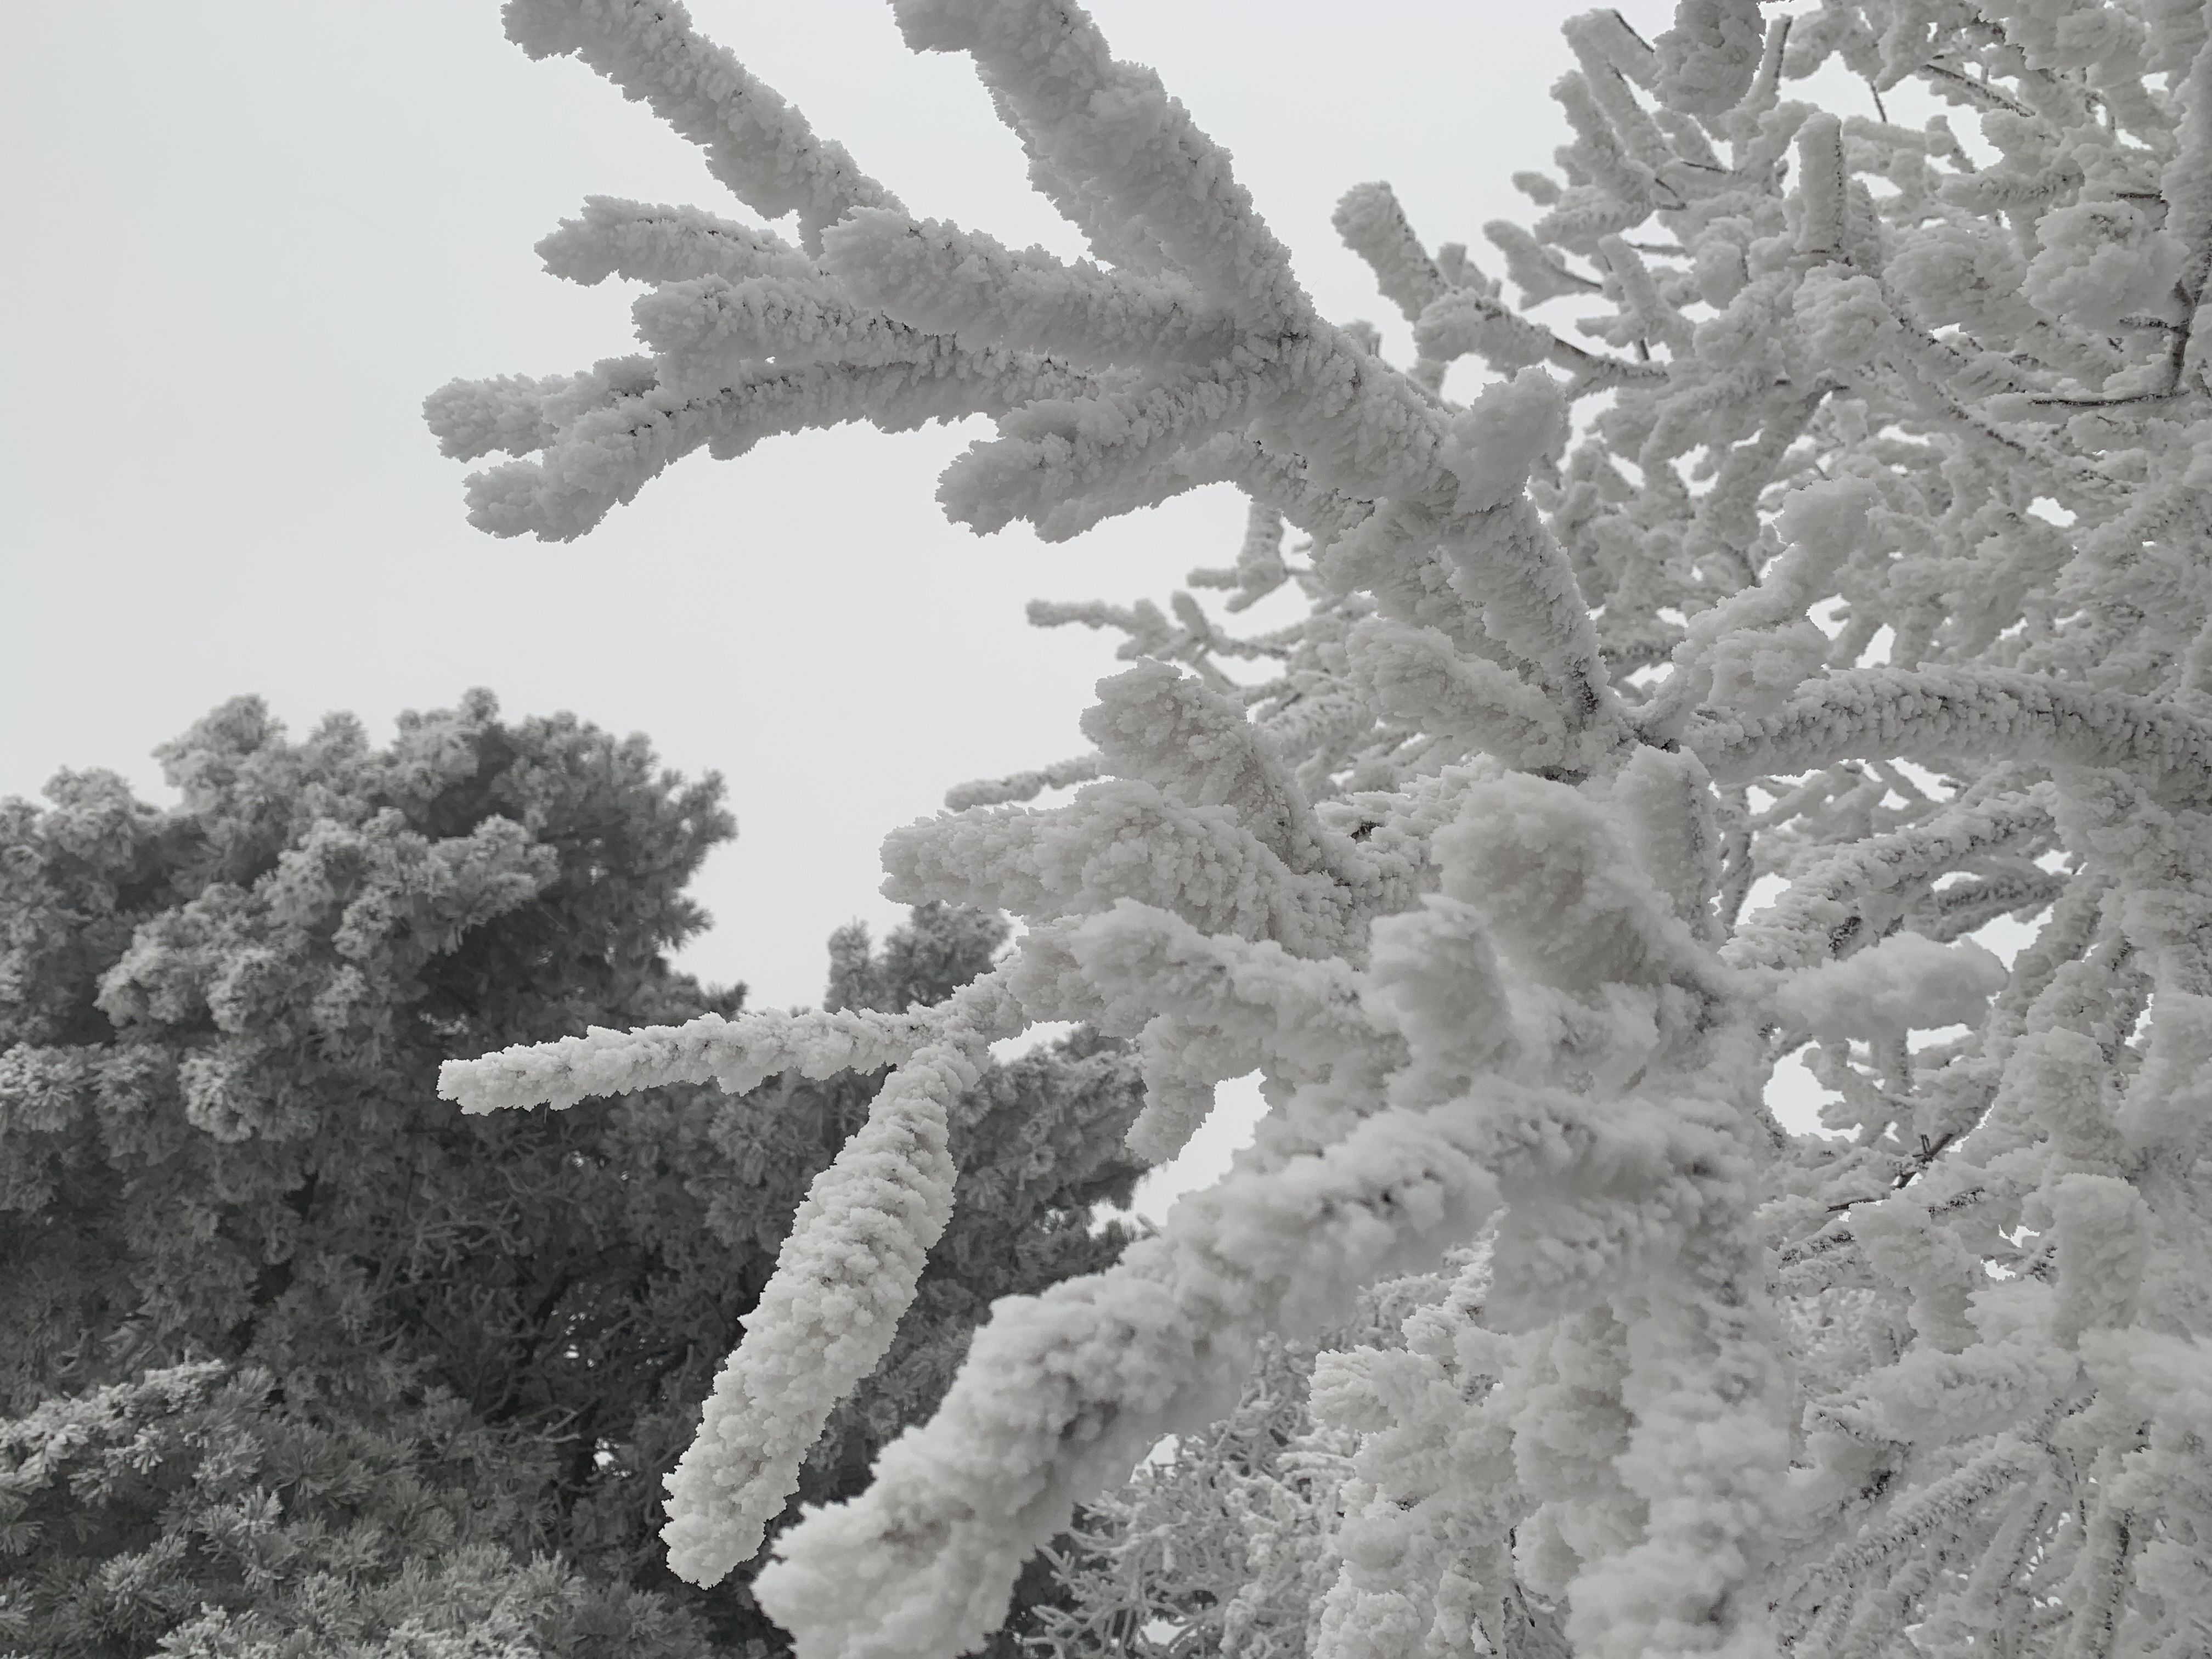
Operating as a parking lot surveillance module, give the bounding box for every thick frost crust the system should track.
[437,0,2212,1655]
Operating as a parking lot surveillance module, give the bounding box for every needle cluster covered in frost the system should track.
[433,0,2212,1655]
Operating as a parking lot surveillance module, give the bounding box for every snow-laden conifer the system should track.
[436,1,2212,1654]
[0,695,1145,1654]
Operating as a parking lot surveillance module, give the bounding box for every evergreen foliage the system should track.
[426,1,2212,1654]
[0,693,1144,1654]
[0,1361,710,1659]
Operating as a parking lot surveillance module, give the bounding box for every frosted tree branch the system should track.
[432,0,2212,1651]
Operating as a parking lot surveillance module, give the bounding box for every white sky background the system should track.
[8,0,1888,1213]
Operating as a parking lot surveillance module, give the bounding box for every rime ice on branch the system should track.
[434,0,2212,1654]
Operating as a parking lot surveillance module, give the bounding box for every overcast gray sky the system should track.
[3,0,1692,1005]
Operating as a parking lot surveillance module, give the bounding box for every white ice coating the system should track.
[660,985,1019,1587]
[434,1,2212,1654]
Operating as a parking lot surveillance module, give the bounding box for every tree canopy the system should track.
[427,0,2212,1655]
[0,692,1145,1655]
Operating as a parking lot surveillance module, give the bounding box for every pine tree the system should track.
[430,1,2212,1655]
[0,1361,714,1659]
[0,692,1144,1653]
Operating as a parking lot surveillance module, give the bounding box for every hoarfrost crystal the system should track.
[435,1,2212,1655]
